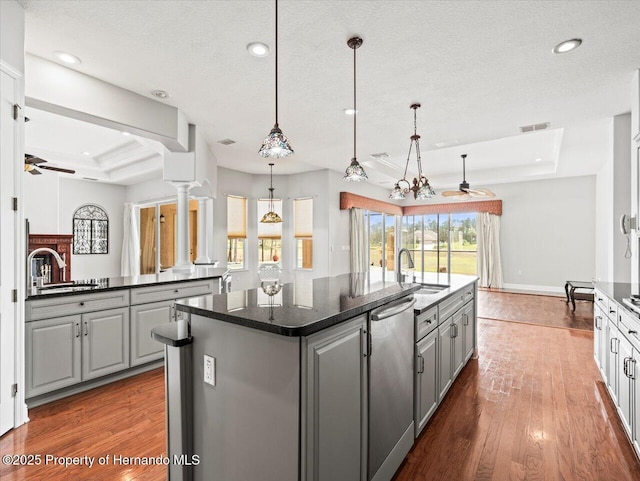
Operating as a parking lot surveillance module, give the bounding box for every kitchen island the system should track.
[153,273,477,481]
[24,267,228,406]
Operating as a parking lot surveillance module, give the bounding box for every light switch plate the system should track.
[204,355,215,386]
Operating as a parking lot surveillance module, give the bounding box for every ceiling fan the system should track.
[24,154,76,175]
[441,154,494,199]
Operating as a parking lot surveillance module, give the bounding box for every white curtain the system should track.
[350,208,367,273]
[477,212,503,288]
[121,203,140,277]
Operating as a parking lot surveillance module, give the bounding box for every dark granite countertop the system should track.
[593,281,636,306]
[26,266,228,300]
[172,273,422,337]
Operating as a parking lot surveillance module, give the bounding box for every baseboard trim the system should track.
[498,283,566,296]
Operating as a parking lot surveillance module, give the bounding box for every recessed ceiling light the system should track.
[344,108,358,115]
[121,131,131,136]
[53,51,81,65]
[535,158,543,162]
[552,38,582,54]
[151,89,170,99]
[82,151,91,156]
[247,42,270,57]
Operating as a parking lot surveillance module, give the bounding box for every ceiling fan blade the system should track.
[468,188,495,198]
[29,168,42,175]
[38,164,76,174]
[25,154,47,165]
[442,190,466,197]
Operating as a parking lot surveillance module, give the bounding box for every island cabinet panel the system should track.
[130,300,175,366]
[438,321,453,400]
[26,315,82,398]
[462,300,475,362]
[607,320,620,404]
[81,307,130,381]
[303,315,367,481]
[189,315,300,481]
[452,309,465,378]
[414,328,438,437]
[617,333,633,438]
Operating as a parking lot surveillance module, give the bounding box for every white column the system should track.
[172,182,193,273]
[194,198,211,264]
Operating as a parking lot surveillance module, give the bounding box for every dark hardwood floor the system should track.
[1,293,637,481]
[478,289,594,331]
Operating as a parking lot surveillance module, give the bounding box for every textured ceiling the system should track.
[17,0,640,187]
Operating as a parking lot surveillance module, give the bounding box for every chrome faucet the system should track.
[397,248,415,283]
[27,247,66,291]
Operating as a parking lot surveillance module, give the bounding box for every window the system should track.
[366,211,397,282]
[73,204,108,254]
[257,198,283,264]
[294,198,313,269]
[227,195,247,269]
[401,212,477,283]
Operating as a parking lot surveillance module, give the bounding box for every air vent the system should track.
[217,138,236,145]
[520,122,550,133]
[434,139,459,148]
[82,177,98,181]
[370,152,390,159]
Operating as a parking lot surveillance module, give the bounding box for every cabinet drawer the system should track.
[416,305,438,341]
[439,293,464,322]
[461,285,475,305]
[594,289,607,313]
[27,289,130,321]
[130,279,215,305]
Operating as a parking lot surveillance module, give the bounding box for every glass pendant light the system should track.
[343,37,368,182]
[260,163,283,223]
[259,0,294,158]
[389,103,435,199]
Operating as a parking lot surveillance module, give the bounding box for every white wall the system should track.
[0,0,25,74]
[488,175,596,292]
[24,175,126,280]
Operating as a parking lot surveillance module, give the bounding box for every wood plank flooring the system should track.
[1,293,638,481]
[478,289,593,331]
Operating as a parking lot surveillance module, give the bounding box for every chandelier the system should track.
[389,103,435,200]
[260,163,282,223]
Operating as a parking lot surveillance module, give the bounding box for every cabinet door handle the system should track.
[610,338,618,354]
[75,322,80,338]
[417,354,424,373]
[629,359,636,380]
[79,302,85,306]
[463,313,469,326]
[609,308,615,314]
[83,321,88,336]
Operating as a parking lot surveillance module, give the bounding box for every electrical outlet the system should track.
[204,355,215,386]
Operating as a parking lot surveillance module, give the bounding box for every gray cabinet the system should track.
[130,300,175,366]
[26,315,82,398]
[304,315,367,481]
[607,320,619,404]
[438,320,453,400]
[81,307,130,381]
[618,332,633,437]
[462,301,475,362]
[452,309,464,378]
[415,328,438,436]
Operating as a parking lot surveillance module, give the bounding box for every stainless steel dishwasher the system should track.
[369,294,416,481]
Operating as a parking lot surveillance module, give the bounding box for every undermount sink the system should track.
[36,283,99,294]
[417,284,449,295]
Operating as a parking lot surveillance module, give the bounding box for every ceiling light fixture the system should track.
[258,0,294,159]
[121,131,131,136]
[82,151,91,156]
[260,163,283,223]
[343,36,368,182]
[343,108,357,116]
[54,51,81,65]
[552,38,582,54]
[247,42,270,57]
[151,89,170,99]
[389,104,434,200]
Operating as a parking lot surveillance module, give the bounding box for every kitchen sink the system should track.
[35,283,99,294]
[417,284,449,295]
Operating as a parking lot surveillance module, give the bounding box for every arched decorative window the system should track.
[73,204,109,254]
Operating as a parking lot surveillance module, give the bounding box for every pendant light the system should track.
[259,0,294,158]
[260,163,283,223]
[389,103,435,200]
[343,36,368,182]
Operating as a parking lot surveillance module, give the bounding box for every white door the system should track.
[0,70,18,435]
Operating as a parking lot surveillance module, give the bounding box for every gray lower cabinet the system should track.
[81,307,130,381]
[414,328,438,436]
[438,320,453,400]
[462,301,475,362]
[130,300,175,366]
[26,315,82,398]
[26,307,130,396]
[452,309,465,378]
[304,315,367,481]
[618,332,633,437]
[607,320,619,403]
